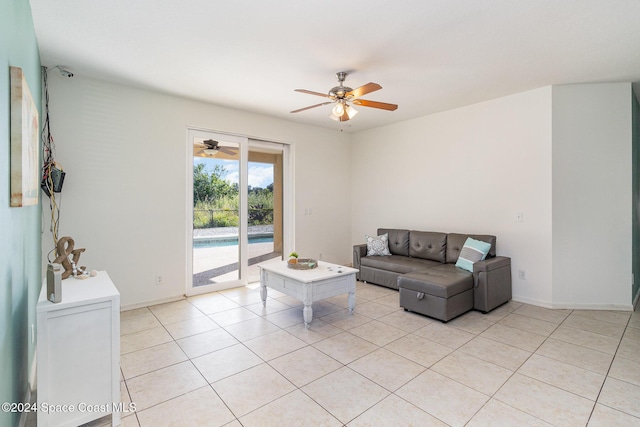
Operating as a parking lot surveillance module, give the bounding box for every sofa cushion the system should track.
[399,269,473,298]
[455,237,492,272]
[360,255,441,274]
[409,231,447,262]
[378,228,410,256]
[366,233,391,256]
[446,233,496,263]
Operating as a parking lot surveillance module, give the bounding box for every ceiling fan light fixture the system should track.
[203,148,219,156]
[346,105,358,119]
[291,72,397,122]
[332,102,345,116]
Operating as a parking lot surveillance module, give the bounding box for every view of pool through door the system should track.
[187,130,286,294]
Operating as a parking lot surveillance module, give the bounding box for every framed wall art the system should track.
[10,66,39,207]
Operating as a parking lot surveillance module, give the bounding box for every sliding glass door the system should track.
[187,129,287,294]
[246,140,285,283]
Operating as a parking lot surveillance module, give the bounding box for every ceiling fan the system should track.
[194,139,237,157]
[291,71,398,122]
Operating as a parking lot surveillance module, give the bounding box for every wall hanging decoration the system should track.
[10,66,40,207]
[41,65,68,249]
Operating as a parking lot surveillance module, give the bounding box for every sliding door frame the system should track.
[186,127,294,296]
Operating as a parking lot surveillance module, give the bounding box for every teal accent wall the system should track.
[633,89,640,304]
[0,0,41,426]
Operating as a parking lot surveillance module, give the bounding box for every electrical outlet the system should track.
[156,275,163,286]
[518,269,526,280]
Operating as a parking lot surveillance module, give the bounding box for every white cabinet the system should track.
[37,271,120,427]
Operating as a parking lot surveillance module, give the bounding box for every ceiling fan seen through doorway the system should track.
[291,72,398,122]
[193,139,238,158]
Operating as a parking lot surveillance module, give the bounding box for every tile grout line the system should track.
[117,284,640,426]
[586,312,636,423]
[428,305,564,427]
[478,308,578,427]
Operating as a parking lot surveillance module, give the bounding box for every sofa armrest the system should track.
[353,244,367,279]
[473,256,511,274]
[473,256,512,312]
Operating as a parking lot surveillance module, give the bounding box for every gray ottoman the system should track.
[398,269,474,322]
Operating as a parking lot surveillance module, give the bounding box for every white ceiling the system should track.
[30,0,640,133]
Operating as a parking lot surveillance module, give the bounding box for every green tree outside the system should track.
[193,162,273,228]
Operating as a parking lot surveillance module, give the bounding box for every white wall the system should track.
[552,83,633,309]
[351,88,554,305]
[44,75,636,310]
[43,75,351,308]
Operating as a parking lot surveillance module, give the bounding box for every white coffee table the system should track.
[259,260,358,328]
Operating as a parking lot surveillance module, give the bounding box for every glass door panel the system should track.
[190,131,246,292]
[187,131,289,294]
[247,142,284,283]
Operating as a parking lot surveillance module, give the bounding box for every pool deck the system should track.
[192,226,280,286]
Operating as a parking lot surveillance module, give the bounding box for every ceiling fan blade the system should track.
[352,99,398,111]
[219,147,237,155]
[347,82,382,99]
[294,89,331,98]
[291,101,333,113]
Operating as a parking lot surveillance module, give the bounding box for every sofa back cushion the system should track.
[409,231,447,263]
[446,233,496,263]
[378,228,410,256]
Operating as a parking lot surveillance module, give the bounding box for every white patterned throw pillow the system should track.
[366,233,391,256]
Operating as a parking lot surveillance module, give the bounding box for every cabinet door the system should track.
[41,301,114,426]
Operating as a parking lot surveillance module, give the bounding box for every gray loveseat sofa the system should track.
[353,228,512,321]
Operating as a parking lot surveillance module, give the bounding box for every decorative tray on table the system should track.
[287,258,318,270]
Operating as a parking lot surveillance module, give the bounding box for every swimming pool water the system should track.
[194,235,274,248]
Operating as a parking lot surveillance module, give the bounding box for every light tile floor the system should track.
[91,282,639,426]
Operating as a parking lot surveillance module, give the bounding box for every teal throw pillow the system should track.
[455,237,491,272]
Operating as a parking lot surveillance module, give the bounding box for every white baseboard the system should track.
[121,282,257,311]
[550,302,633,311]
[511,296,554,309]
[121,294,185,311]
[512,296,633,311]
